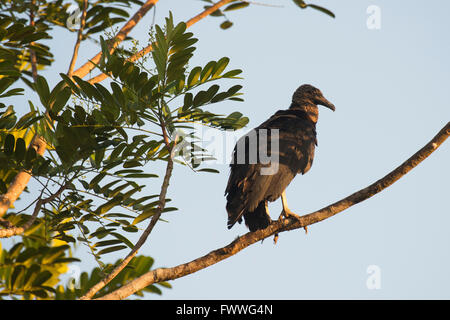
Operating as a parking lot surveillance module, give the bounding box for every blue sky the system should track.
[9,0,450,299]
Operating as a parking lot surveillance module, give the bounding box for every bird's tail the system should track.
[243,201,271,231]
[235,201,271,232]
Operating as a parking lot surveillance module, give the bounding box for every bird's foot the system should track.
[278,208,300,221]
[278,209,308,234]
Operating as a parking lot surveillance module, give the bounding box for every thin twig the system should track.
[88,0,235,84]
[95,122,450,300]
[29,0,38,81]
[0,182,68,238]
[72,0,159,79]
[79,125,177,300]
[67,0,88,77]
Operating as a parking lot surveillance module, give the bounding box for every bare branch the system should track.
[72,0,159,79]
[0,183,68,238]
[29,0,38,81]
[67,0,88,77]
[96,122,450,300]
[88,0,235,84]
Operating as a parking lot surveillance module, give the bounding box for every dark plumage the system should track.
[225,84,335,231]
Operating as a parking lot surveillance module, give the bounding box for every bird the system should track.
[225,84,335,232]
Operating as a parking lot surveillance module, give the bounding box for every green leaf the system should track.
[222,69,242,78]
[14,138,26,161]
[144,284,162,295]
[193,90,208,107]
[97,245,127,255]
[224,2,250,11]
[306,4,335,18]
[4,134,15,155]
[52,87,72,115]
[90,172,107,188]
[11,265,26,290]
[0,88,24,98]
[182,92,193,110]
[73,76,102,101]
[197,168,220,173]
[132,209,156,225]
[0,179,7,194]
[14,110,38,130]
[0,78,14,95]
[110,232,134,249]
[211,57,230,78]
[96,196,124,215]
[25,146,37,168]
[32,270,52,286]
[35,76,50,108]
[110,82,125,106]
[227,85,243,96]
[220,21,233,30]
[123,160,142,168]
[187,66,202,87]
[59,73,80,95]
[95,239,123,247]
[200,61,216,83]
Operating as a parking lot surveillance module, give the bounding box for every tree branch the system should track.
[0,182,67,238]
[95,121,450,300]
[87,0,235,84]
[79,125,177,300]
[67,0,88,77]
[71,0,159,79]
[0,1,43,218]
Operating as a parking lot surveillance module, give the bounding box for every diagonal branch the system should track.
[0,182,67,238]
[71,0,159,79]
[87,0,235,84]
[29,0,38,81]
[95,121,450,300]
[67,0,88,77]
[0,1,43,218]
[79,124,176,300]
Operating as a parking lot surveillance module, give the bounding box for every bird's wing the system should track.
[225,109,316,226]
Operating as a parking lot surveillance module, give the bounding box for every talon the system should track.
[304,226,308,234]
[273,233,279,244]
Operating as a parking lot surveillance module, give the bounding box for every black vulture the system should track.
[225,84,335,232]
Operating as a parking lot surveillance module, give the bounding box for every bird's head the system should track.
[291,84,335,111]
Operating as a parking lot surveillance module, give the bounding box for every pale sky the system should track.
[10,0,450,299]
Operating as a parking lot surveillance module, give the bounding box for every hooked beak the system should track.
[316,95,335,111]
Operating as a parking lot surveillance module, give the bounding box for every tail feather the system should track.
[227,201,271,232]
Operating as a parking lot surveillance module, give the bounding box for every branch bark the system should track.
[29,1,38,82]
[87,0,235,84]
[67,0,88,77]
[96,121,450,300]
[71,0,159,79]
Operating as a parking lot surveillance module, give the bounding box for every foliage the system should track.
[0,223,78,299]
[54,255,171,299]
[0,2,247,299]
[0,0,334,300]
